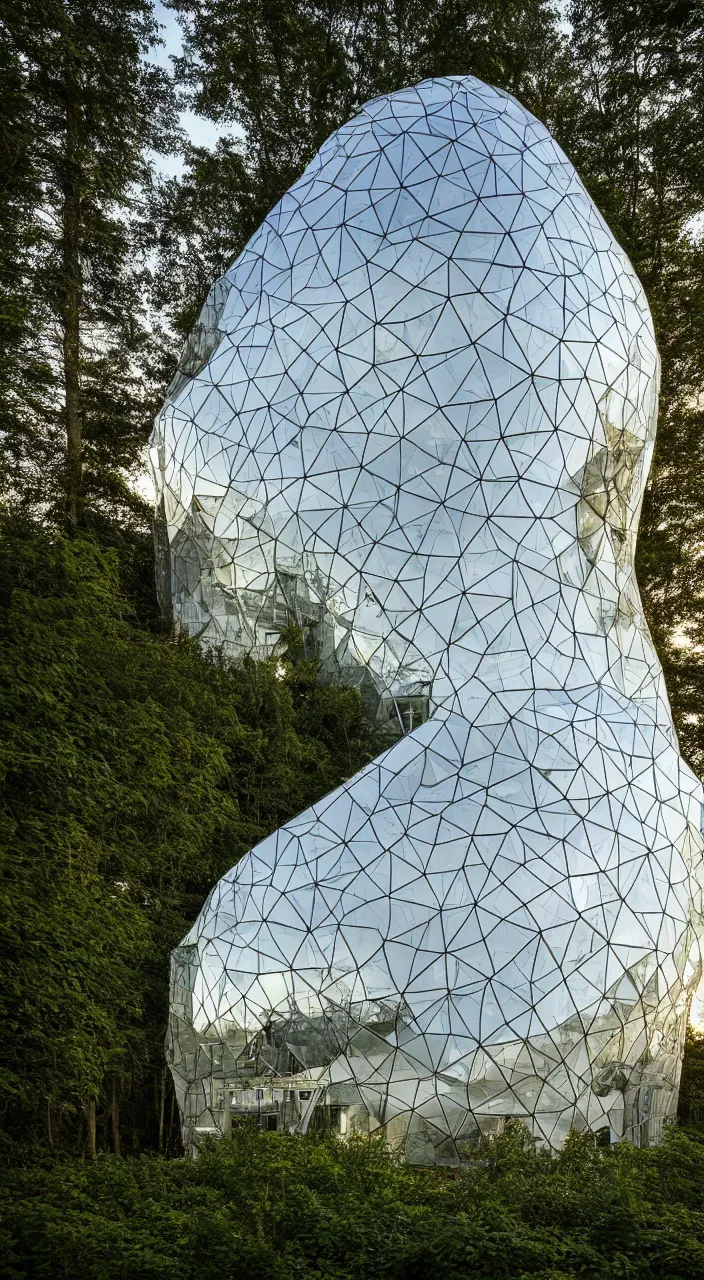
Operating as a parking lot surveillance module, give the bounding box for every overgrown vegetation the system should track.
[6,1120,704,1278]
[0,517,381,1159]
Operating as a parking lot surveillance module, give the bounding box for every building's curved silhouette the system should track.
[153,76,704,1160]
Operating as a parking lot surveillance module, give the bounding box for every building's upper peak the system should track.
[154,78,662,702]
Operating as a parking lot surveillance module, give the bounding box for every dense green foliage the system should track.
[0,517,381,1159]
[6,1122,704,1278]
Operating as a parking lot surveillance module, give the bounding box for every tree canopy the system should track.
[0,0,178,527]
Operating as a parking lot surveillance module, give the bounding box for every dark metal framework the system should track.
[153,77,704,1161]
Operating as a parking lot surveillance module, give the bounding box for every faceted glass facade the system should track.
[153,76,704,1160]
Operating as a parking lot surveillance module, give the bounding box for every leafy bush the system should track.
[4,1123,704,1279]
[0,516,381,1159]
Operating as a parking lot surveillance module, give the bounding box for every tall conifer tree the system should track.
[0,0,178,529]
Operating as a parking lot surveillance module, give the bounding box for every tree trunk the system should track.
[62,79,83,530]
[111,1075,121,1156]
[167,1086,176,1156]
[158,1067,166,1154]
[85,1099,97,1159]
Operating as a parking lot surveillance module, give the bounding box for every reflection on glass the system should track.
[153,76,704,1161]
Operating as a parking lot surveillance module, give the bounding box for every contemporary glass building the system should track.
[153,76,704,1161]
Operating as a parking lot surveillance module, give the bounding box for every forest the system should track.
[3,0,704,1275]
